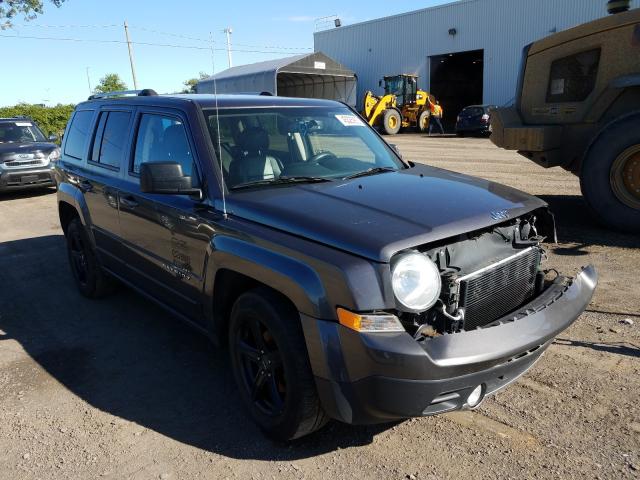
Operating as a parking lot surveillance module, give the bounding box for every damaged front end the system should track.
[394,208,565,338]
[304,208,596,424]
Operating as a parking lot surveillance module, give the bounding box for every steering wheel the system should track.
[307,151,337,165]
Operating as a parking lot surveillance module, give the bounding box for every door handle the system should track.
[120,196,139,208]
[76,179,92,192]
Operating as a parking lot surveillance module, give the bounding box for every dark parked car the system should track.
[56,91,596,441]
[0,117,59,191]
[456,105,496,136]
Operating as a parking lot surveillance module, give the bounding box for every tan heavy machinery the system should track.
[362,74,434,135]
[491,1,640,233]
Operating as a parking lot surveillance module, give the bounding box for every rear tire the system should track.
[580,114,640,234]
[382,109,401,135]
[417,111,429,133]
[65,218,114,298]
[228,287,328,441]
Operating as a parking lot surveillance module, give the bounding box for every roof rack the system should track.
[88,89,158,100]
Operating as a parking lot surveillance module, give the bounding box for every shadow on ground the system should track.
[537,194,640,251]
[0,235,393,461]
[0,187,56,201]
[555,338,640,358]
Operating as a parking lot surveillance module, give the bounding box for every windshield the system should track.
[204,107,405,189]
[0,121,46,144]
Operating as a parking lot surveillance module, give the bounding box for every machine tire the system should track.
[580,114,640,234]
[417,110,430,133]
[65,218,115,298]
[229,287,329,441]
[382,109,402,135]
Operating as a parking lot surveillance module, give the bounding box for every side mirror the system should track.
[378,80,383,87]
[48,133,58,142]
[140,162,202,197]
[388,143,403,158]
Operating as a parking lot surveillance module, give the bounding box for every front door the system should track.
[118,109,209,321]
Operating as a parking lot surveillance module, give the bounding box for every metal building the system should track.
[314,0,640,125]
[197,52,357,106]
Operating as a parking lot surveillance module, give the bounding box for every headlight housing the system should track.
[391,252,441,311]
[48,148,61,163]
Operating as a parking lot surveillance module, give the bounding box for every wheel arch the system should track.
[576,108,640,174]
[204,236,330,346]
[57,182,93,239]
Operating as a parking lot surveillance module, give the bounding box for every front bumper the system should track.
[301,265,597,424]
[455,123,490,134]
[0,165,56,191]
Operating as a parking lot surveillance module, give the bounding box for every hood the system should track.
[226,163,546,262]
[0,142,57,161]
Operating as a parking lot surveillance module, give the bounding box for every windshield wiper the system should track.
[343,166,397,180]
[230,175,331,191]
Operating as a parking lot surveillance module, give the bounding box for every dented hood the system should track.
[226,163,546,262]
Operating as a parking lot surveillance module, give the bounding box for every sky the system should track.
[1,0,455,107]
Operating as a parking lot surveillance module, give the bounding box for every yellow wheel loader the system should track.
[362,74,434,135]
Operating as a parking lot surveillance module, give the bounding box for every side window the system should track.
[64,110,94,160]
[133,114,193,177]
[546,48,601,103]
[90,111,131,169]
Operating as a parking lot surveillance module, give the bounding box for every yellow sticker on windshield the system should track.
[335,114,364,127]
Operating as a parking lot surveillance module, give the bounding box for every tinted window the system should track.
[547,48,601,103]
[64,110,94,159]
[133,114,193,177]
[461,107,484,117]
[92,111,131,169]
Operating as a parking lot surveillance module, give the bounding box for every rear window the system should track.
[546,48,601,103]
[461,107,484,117]
[64,110,94,160]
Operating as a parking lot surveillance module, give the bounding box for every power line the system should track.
[0,33,311,54]
[11,22,313,51]
[127,25,209,43]
[12,23,120,28]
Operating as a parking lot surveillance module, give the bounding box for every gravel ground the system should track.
[0,135,638,480]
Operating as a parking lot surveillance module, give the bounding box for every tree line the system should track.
[1,72,210,140]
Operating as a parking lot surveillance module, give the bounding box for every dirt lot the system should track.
[1,135,638,480]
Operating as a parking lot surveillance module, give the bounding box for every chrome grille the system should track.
[4,159,46,168]
[457,247,540,330]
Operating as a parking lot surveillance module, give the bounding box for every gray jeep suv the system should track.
[0,117,59,192]
[55,91,596,440]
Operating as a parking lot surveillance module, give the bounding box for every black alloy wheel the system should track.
[228,288,328,441]
[65,218,114,298]
[233,314,286,416]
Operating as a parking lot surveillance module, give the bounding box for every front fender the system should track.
[208,234,328,318]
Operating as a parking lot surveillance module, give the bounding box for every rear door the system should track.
[60,107,132,272]
[118,108,209,321]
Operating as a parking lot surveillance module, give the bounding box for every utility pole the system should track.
[209,32,216,75]
[86,67,92,94]
[123,20,139,90]
[223,27,233,68]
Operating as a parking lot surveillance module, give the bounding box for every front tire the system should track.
[417,110,430,133]
[228,288,328,441]
[65,218,114,298]
[580,114,640,234]
[382,109,401,135]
